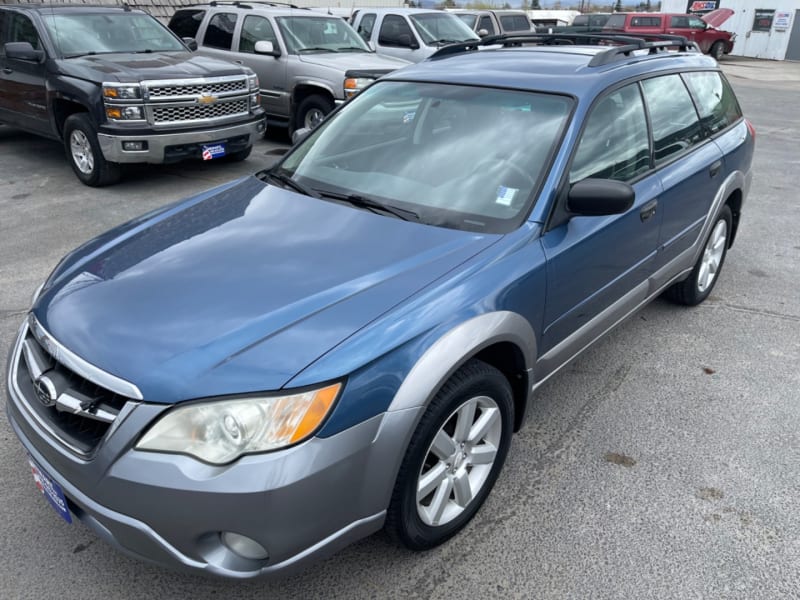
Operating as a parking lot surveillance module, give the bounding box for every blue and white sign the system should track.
[29,457,72,523]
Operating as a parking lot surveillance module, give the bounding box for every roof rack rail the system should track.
[429,32,699,65]
[208,1,307,9]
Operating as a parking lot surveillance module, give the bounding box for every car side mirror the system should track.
[398,34,419,49]
[255,40,281,57]
[182,37,198,51]
[567,179,635,216]
[477,28,489,38]
[292,127,312,145]
[5,42,44,62]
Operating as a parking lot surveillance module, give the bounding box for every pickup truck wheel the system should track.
[64,114,121,187]
[294,94,334,131]
[666,205,731,306]
[385,359,513,550]
[710,41,725,60]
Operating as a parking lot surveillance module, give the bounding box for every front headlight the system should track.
[135,383,341,464]
[103,85,142,100]
[105,106,145,120]
[344,77,373,99]
[247,73,259,91]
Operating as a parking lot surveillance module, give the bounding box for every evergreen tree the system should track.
[614,0,623,12]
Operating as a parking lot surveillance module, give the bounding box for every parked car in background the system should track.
[7,32,754,578]
[0,3,264,186]
[452,9,535,37]
[352,8,479,62]
[169,4,409,131]
[603,9,735,59]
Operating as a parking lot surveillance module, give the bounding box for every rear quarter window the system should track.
[169,10,205,39]
[682,71,743,135]
[605,14,626,29]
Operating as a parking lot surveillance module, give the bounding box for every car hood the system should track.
[297,51,410,71]
[35,177,498,402]
[56,52,249,83]
[701,8,734,29]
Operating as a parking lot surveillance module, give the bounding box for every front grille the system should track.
[13,327,131,455]
[147,80,247,98]
[152,99,249,125]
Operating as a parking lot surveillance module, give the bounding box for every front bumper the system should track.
[5,320,421,578]
[97,117,266,165]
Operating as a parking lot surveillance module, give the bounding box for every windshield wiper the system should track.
[336,46,367,52]
[297,47,338,53]
[257,170,320,199]
[315,189,418,221]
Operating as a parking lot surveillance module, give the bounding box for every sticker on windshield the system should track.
[495,186,518,206]
[402,111,416,124]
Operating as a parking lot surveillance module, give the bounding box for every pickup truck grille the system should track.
[152,99,249,126]
[147,79,247,98]
[11,320,134,456]
[141,75,252,128]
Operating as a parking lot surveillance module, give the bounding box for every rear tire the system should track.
[385,359,514,550]
[64,114,121,187]
[665,205,732,306]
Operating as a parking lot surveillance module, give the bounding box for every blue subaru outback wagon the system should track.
[7,34,754,577]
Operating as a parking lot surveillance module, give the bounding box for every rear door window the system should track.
[499,15,530,32]
[357,13,375,41]
[168,10,205,39]
[641,75,704,164]
[204,12,237,50]
[478,15,495,35]
[682,71,742,135]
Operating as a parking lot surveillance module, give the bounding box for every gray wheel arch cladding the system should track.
[388,310,537,423]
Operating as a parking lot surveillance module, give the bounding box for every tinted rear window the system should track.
[169,10,205,39]
[682,71,743,135]
[499,15,530,32]
[641,75,704,164]
[605,14,626,29]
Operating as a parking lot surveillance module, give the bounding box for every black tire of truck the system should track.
[63,113,121,187]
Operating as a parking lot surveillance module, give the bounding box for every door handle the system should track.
[2,68,12,75]
[640,199,658,222]
[234,60,243,64]
[709,160,722,177]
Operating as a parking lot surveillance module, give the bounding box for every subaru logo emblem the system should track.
[34,374,58,407]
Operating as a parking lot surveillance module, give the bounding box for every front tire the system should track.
[293,94,334,131]
[666,205,732,306]
[385,359,514,550]
[63,113,121,187]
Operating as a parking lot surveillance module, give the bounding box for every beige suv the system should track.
[169,3,409,131]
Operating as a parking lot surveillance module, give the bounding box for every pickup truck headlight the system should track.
[135,382,341,464]
[247,73,259,91]
[103,85,142,100]
[106,106,144,120]
[344,77,373,99]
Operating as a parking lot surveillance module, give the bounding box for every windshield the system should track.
[276,16,370,54]
[409,13,479,45]
[43,13,185,57]
[278,81,572,233]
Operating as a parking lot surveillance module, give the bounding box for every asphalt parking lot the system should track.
[1,59,799,599]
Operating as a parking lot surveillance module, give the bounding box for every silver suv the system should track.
[169,3,409,131]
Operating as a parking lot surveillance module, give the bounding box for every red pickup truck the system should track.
[604,9,735,59]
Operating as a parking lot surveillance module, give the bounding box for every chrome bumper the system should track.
[97,117,266,164]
